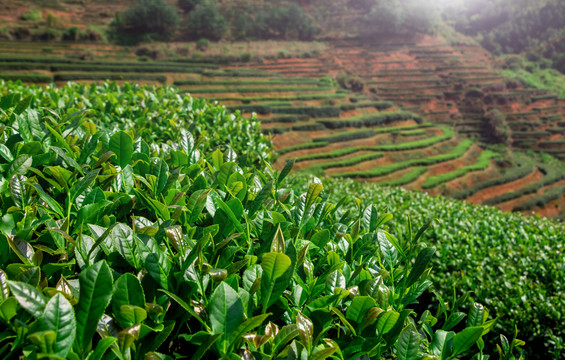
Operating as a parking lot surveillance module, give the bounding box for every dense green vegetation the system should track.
[444,0,565,74]
[296,176,564,359]
[0,81,271,163]
[0,82,516,359]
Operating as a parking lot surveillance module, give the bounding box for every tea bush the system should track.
[0,81,271,164]
[0,84,513,359]
[302,176,564,359]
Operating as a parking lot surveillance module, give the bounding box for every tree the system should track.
[186,1,228,41]
[363,0,438,36]
[178,0,203,13]
[114,0,179,44]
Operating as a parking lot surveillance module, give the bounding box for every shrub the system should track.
[336,73,364,92]
[19,8,42,22]
[485,109,511,145]
[196,37,210,51]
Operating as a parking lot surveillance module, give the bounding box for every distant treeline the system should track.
[444,0,565,73]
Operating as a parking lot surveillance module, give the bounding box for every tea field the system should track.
[4,37,564,218]
[0,34,565,358]
[0,81,535,360]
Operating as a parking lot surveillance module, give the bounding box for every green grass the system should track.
[422,150,500,189]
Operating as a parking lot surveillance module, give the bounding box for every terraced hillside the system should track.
[223,36,565,219]
[1,39,565,219]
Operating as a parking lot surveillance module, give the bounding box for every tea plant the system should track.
[0,89,512,359]
[0,81,272,164]
[302,176,563,359]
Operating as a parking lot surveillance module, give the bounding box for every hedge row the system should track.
[400,129,427,136]
[291,122,327,131]
[271,106,341,118]
[452,158,535,200]
[312,124,430,144]
[0,55,218,69]
[173,79,318,86]
[0,73,53,83]
[277,141,328,155]
[318,111,425,129]
[0,62,50,71]
[539,140,565,148]
[334,139,473,179]
[421,150,500,189]
[339,101,394,111]
[202,70,279,77]
[53,73,167,83]
[315,152,385,170]
[259,115,308,124]
[212,93,348,102]
[532,94,557,101]
[546,128,565,134]
[226,104,272,114]
[304,127,452,160]
[483,163,565,205]
[184,86,333,94]
[375,166,428,187]
[0,63,209,74]
[512,186,565,212]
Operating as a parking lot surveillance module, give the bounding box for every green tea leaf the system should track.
[109,131,133,168]
[9,155,32,177]
[31,183,64,218]
[396,324,419,360]
[467,303,485,328]
[112,274,146,328]
[346,296,376,324]
[452,326,483,356]
[260,252,292,311]
[75,260,114,355]
[88,336,117,360]
[277,159,295,185]
[190,333,222,360]
[40,293,76,358]
[209,282,245,354]
[248,181,273,218]
[405,247,435,288]
[377,309,399,335]
[8,280,47,318]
